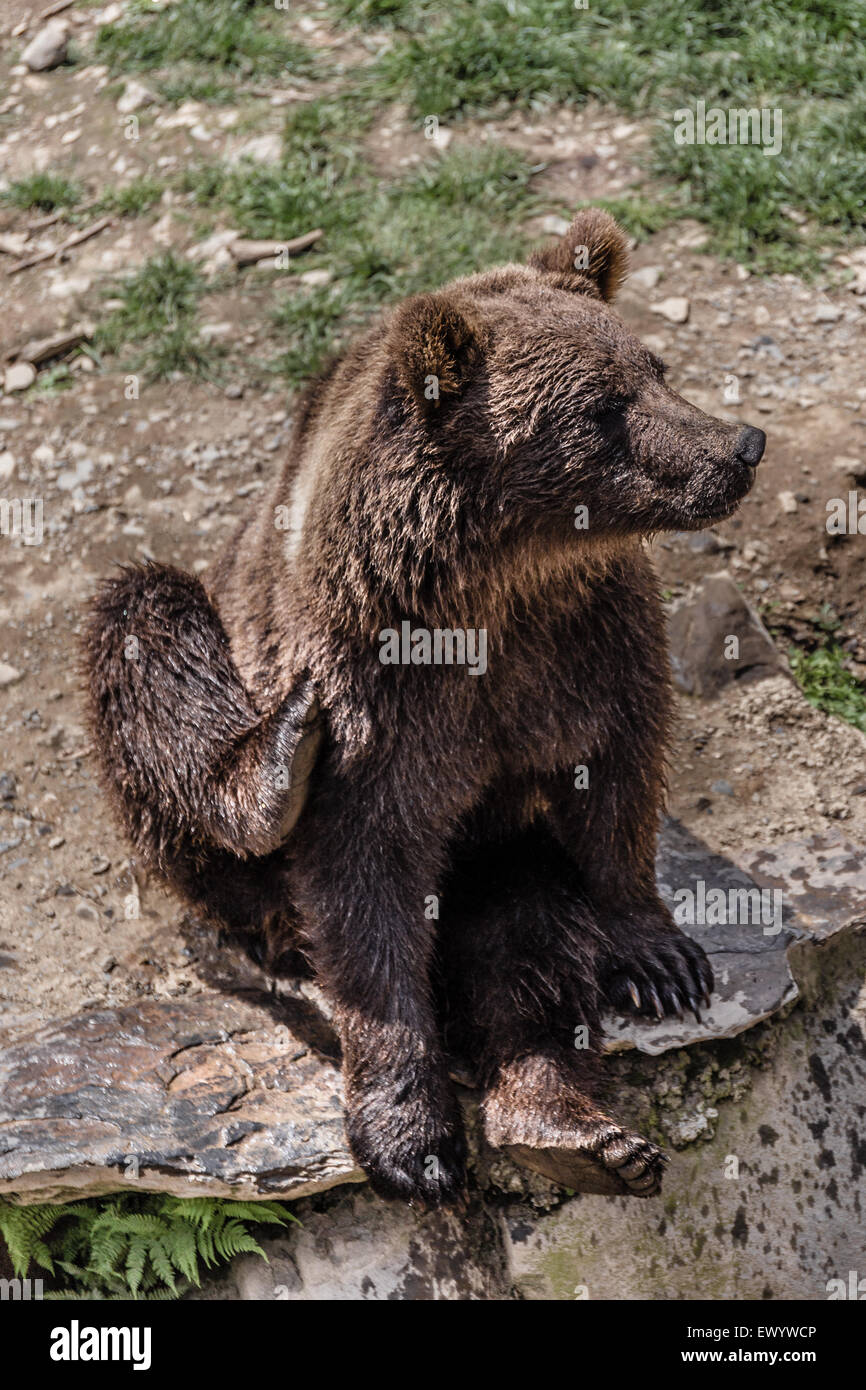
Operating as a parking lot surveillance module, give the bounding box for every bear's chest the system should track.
[468,606,613,776]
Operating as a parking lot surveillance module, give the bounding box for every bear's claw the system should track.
[602,921,713,1025]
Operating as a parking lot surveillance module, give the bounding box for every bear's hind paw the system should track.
[482,1052,667,1198]
[501,1121,666,1198]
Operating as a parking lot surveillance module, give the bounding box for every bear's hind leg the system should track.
[441,828,667,1197]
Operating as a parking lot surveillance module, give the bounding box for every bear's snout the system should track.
[734,425,766,467]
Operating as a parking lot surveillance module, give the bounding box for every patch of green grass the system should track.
[1,172,82,212]
[0,1194,298,1300]
[31,363,77,395]
[328,0,409,24]
[788,642,866,733]
[324,0,866,273]
[153,72,244,105]
[355,143,536,294]
[96,176,165,217]
[180,89,535,382]
[97,251,216,381]
[343,0,866,114]
[181,97,375,241]
[94,0,320,79]
[263,140,537,383]
[648,97,866,274]
[271,283,359,382]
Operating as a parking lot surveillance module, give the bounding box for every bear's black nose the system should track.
[735,425,766,466]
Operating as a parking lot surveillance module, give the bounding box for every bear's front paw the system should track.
[345,1070,467,1209]
[600,913,713,1022]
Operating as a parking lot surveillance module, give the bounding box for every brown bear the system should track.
[83,208,765,1206]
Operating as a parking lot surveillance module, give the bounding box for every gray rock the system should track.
[21,20,69,72]
[191,1187,510,1300]
[668,571,787,696]
[606,822,866,1055]
[539,215,571,237]
[0,663,23,689]
[3,363,36,394]
[650,296,690,324]
[628,265,662,292]
[117,80,158,115]
[831,455,866,484]
[0,993,362,1204]
[230,132,282,166]
[686,530,732,554]
[606,820,796,1054]
[740,831,866,941]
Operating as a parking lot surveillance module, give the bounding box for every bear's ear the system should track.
[389,292,481,418]
[528,208,630,302]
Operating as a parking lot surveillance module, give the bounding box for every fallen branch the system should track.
[6,322,93,366]
[239,86,315,104]
[229,229,323,267]
[24,210,64,234]
[38,0,76,20]
[7,215,113,275]
[27,199,97,234]
[58,744,92,761]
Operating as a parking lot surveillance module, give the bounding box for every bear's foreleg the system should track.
[543,752,713,1021]
[289,784,467,1208]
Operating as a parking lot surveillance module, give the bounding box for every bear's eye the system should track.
[591,396,629,416]
[590,399,630,428]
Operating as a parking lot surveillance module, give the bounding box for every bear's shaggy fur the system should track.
[83,209,765,1204]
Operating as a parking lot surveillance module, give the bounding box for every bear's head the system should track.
[386,208,765,538]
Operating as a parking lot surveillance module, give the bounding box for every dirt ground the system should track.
[1,3,865,1045]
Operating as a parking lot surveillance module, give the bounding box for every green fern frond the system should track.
[0,1200,64,1276]
[0,1192,300,1300]
[148,1239,178,1295]
[125,1235,149,1298]
[218,1201,299,1226]
[213,1219,266,1262]
[165,1197,219,1230]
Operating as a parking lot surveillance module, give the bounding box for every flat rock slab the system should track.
[0,993,362,1205]
[740,832,866,941]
